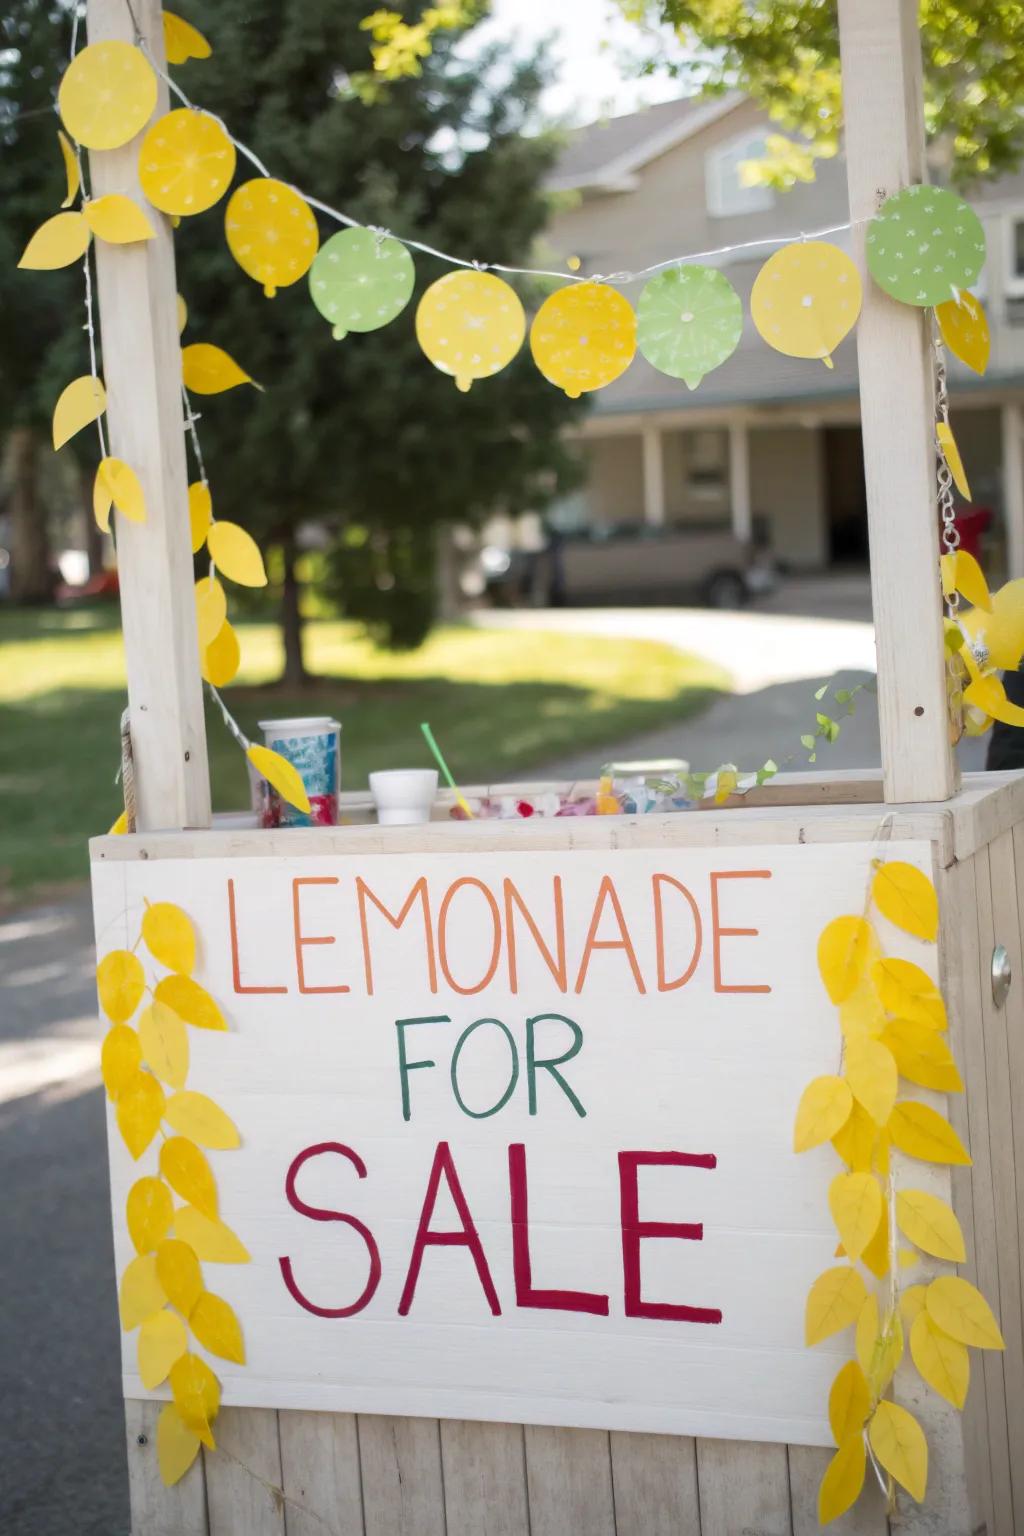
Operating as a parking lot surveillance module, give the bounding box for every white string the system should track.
[207,684,250,750]
[141,38,863,286]
[67,4,110,459]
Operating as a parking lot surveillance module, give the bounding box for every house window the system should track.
[705,132,775,218]
[1006,216,1024,297]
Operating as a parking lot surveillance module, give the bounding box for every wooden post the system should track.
[86,0,211,831]
[641,424,665,526]
[727,419,751,544]
[838,0,958,804]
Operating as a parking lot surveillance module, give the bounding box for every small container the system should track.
[369,769,438,826]
[258,717,341,827]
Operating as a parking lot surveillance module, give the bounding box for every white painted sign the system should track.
[92,839,934,1445]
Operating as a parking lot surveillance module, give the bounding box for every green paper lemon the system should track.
[309,227,415,340]
[636,265,742,389]
[867,186,985,307]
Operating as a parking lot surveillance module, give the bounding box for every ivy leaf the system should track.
[868,1401,927,1503]
[872,860,939,942]
[805,1265,867,1346]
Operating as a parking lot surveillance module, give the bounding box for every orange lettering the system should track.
[574,876,646,995]
[710,870,772,993]
[227,878,287,994]
[504,877,567,994]
[652,874,702,991]
[356,877,437,996]
[438,878,502,995]
[292,877,349,994]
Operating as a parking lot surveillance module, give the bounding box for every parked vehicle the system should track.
[477,518,776,608]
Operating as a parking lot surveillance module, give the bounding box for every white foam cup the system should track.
[369,769,439,826]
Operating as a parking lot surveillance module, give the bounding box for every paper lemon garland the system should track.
[225,179,319,297]
[416,269,526,392]
[309,227,415,340]
[58,40,157,151]
[867,186,985,307]
[751,241,862,369]
[636,264,742,389]
[530,281,636,398]
[97,901,249,1486]
[796,860,1003,1525]
[139,110,237,218]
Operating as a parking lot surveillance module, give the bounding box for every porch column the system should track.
[1002,401,1024,577]
[642,424,665,526]
[728,419,752,542]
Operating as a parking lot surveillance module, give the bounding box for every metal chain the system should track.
[935,341,960,613]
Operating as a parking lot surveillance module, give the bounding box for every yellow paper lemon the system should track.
[530,282,636,398]
[751,240,861,369]
[415,270,525,392]
[225,179,319,297]
[139,110,237,218]
[58,40,157,151]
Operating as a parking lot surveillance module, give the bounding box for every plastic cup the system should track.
[369,769,438,826]
[258,717,341,827]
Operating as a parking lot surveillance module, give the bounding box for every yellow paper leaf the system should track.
[961,575,1024,672]
[829,1172,883,1262]
[116,1070,166,1160]
[806,1265,868,1346]
[138,1307,189,1390]
[53,374,106,450]
[178,293,188,334]
[138,1001,190,1089]
[860,1194,890,1279]
[126,1174,174,1254]
[871,1310,904,1398]
[157,1140,217,1224]
[793,1075,853,1153]
[101,1024,141,1099]
[173,1204,250,1263]
[19,210,90,269]
[964,673,1024,729]
[155,1237,203,1315]
[163,11,212,64]
[896,1189,967,1262]
[872,860,938,942]
[871,957,946,1030]
[900,1284,928,1326]
[817,915,876,1003]
[831,1099,877,1172]
[818,1432,866,1526]
[94,458,147,530]
[247,743,311,814]
[202,620,241,688]
[190,1290,245,1364]
[97,948,145,1024]
[874,1129,891,1179]
[182,342,258,395]
[828,1359,870,1446]
[936,291,990,376]
[844,1037,898,1126]
[58,129,80,208]
[839,975,886,1040]
[899,1248,919,1270]
[195,575,227,649]
[109,810,129,835]
[188,482,211,553]
[157,1401,201,1487]
[855,1293,879,1377]
[154,973,226,1032]
[881,1018,962,1092]
[937,419,971,500]
[119,1252,166,1330]
[889,1101,971,1166]
[207,521,267,588]
[926,1276,1005,1350]
[169,1352,220,1450]
[84,193,155,244]
[944,549,992,613]
[141,901,196,974]
[868,1401,928,1503]
[164,1090,240,1150]
[910,1311,970,1408]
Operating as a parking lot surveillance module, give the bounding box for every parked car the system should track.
[477,519,776,608]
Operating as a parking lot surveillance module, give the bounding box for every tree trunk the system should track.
[6,427,53,604]
[280,536,308,687]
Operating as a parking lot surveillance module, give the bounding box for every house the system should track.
[542,94,1024,577]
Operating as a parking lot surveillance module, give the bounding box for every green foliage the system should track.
[619,0,1024,189]
[170,0,582,651]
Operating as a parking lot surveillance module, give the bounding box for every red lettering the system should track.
[227,878,287,994]
[709,870,772,994]
[652,874,702,992]
[504,878,567,994]
[618,1150,722,1324]
[438,879,502,995]
[509,1144,608,1315]
[398,1141,500,1316]
[575,875,646,994]
[279,1143,382,1317]
[292,877,350,994]
[356,876,437,996]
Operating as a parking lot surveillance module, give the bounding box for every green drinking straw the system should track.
[420,721,473,818]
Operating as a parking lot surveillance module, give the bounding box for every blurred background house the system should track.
[537,92,1024,583]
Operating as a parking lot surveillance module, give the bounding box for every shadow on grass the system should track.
[0,673,720,899]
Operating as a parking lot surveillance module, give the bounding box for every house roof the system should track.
[547,92,743,193]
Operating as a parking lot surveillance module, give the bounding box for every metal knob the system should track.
[992,945,1012,1009]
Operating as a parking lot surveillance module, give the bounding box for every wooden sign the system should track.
[93,839,935,1446]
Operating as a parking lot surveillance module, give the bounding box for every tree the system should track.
[173,0,582,682]
[618,0,1024,191]
[0,0,84,602]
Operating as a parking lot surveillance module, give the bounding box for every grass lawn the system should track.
[0,604,729,902]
